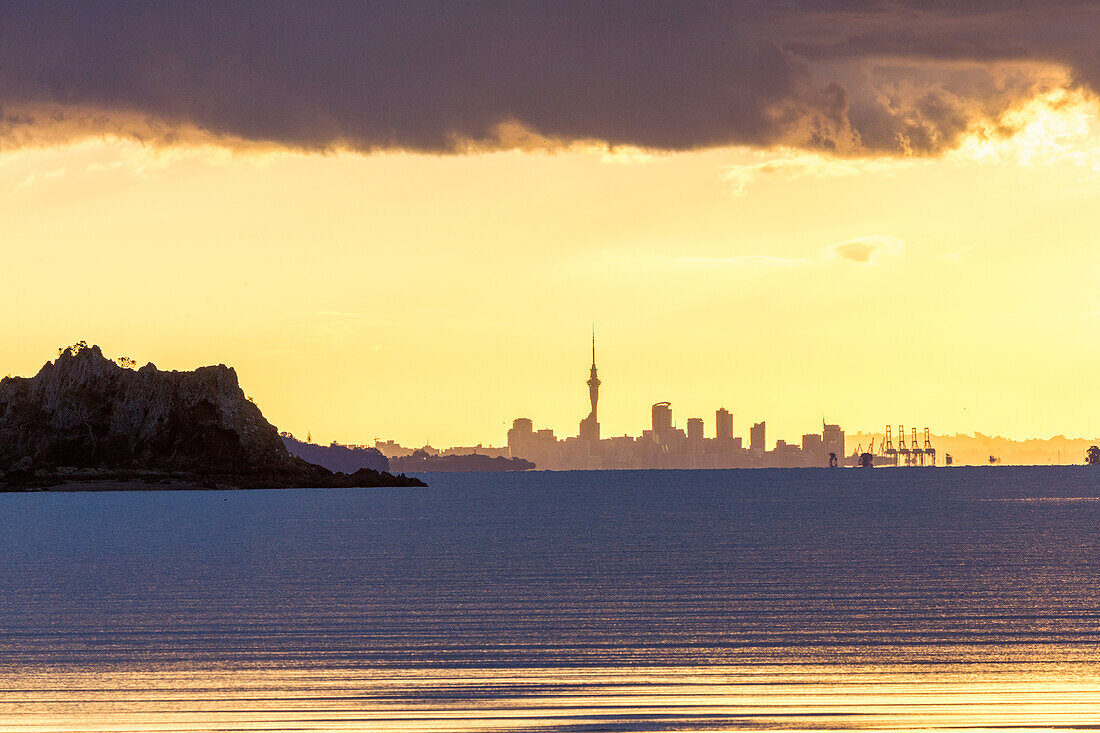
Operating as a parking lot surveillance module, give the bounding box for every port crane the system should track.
[898,425,911,465]
[923,427,936,466]
[877,424,937,466]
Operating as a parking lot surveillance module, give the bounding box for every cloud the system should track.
[956,88,1100,170]
[670,255,808,268]
[618,235,912,273]
[827,236,904,264]
[725,149,918,195]
[0,2,1098,157]
[618,253,809,270]
[937,244,980,263]
[13,165,65,191]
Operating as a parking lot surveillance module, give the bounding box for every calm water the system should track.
[2,467,1100,731]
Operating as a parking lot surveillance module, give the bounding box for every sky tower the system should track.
[579,327,601,441]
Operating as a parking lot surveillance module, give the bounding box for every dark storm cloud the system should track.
[0,1,1096,155]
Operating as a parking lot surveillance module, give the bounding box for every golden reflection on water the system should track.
[3,663,1100,732]
[7,473,1100,731]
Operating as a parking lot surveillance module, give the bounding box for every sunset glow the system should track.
[4,6,1100,731]
[2,3,1099,451]
[3,81,1099,447]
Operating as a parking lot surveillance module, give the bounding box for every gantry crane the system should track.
[880,424,938,467]
[923,427,936,466]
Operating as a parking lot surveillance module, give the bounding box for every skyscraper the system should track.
[651,402,673,433]
[687,418,703,441]
[750,421,766,455]
[802,433,825,466]
[687,417,704,454]
[823,422,845,464]
[579,328,601,441]
[507,418,534,457]
[715,408,733,440]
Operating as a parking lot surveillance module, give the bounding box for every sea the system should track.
[2,466,1100,732]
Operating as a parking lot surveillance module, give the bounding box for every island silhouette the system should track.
[0,343,423,490]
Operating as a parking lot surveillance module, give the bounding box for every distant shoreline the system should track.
[0,466,425,492]
[6,480,239,492]
[3,462,1092,492]
[1,480,420,493]
[406,463,1098,475]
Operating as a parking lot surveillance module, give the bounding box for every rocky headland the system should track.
[281,433,391,474]
[0,343,424,490]
[391,450,535,472]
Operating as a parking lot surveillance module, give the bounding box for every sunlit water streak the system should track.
[1,467,1099,731]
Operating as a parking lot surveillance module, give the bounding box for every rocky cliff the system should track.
[0,344,423,489]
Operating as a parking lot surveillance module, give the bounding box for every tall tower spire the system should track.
[588,326,600,417]
[580,326,601,442]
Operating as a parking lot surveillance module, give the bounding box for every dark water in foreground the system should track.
[2,466,1100,731]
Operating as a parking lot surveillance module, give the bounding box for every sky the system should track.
[1,2,1098,447]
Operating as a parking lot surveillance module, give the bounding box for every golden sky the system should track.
[2,85,1098,447]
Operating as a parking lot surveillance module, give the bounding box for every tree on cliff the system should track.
[58,341,89,358]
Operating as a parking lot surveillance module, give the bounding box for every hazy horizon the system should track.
[6,343,1099,452]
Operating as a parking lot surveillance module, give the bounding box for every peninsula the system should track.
[0,343,424,490]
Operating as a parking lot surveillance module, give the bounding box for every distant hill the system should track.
[282,434,390,473]
[0,343,423,490]
[391,450,535,472]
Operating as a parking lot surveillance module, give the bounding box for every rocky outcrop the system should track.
[282,434,390,473]
[391,450,535,472]
[0,344,424,489]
